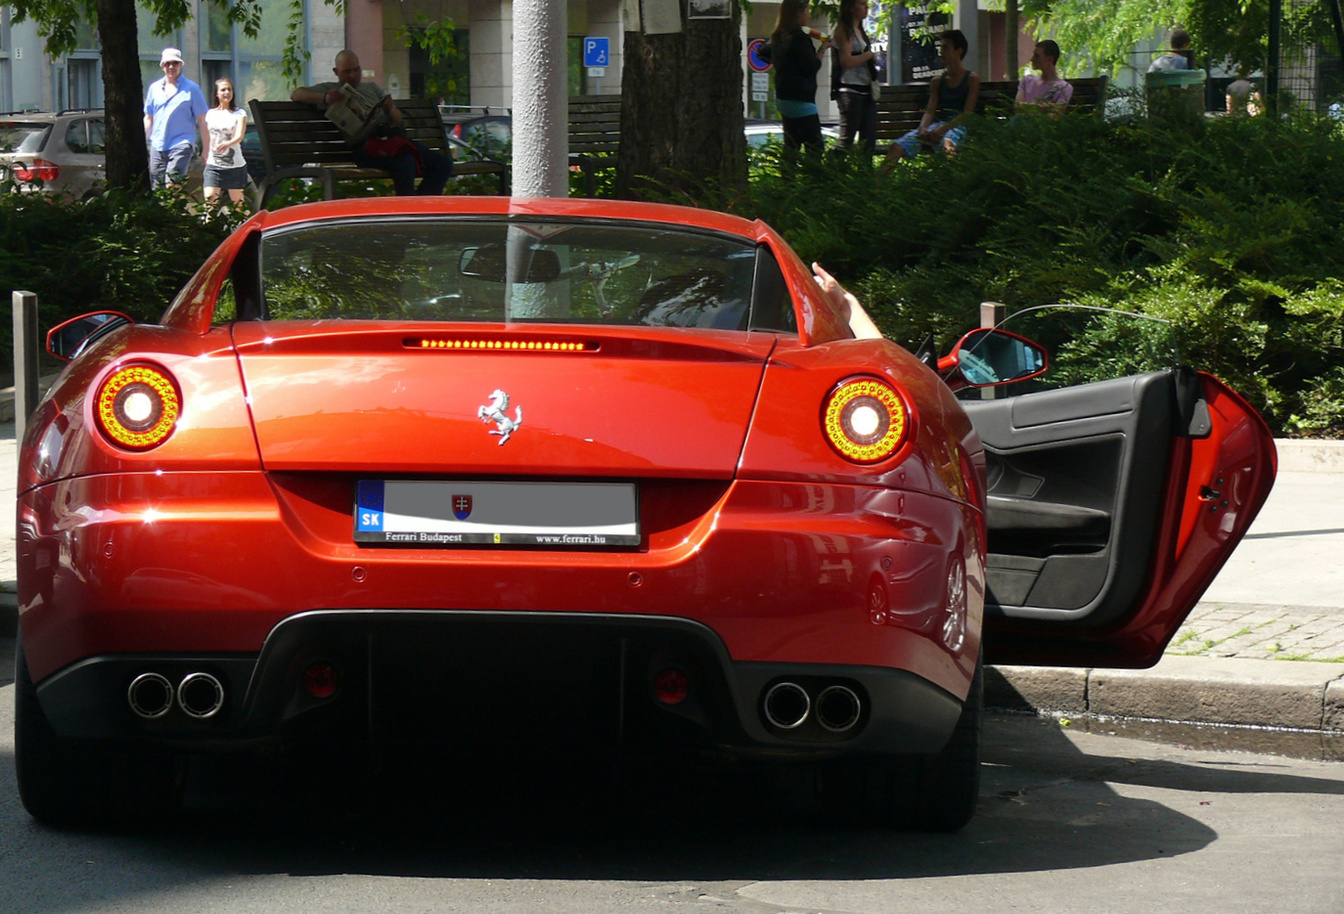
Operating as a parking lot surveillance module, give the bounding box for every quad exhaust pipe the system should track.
[762,681,862,734]
[127,671,225,720]
[815,685,861,732]
[178,672,225,718]
[763,682,811,730]
[127,673,174,719]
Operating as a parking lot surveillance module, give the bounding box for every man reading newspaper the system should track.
[292,49,452,196]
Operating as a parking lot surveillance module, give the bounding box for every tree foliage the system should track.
[1019,0,1337,75]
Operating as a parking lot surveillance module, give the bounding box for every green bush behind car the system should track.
[3,109,1343,437]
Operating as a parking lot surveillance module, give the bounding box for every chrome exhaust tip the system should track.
[763,681,811,730]
[127,672,174,719]
[815,684,862,733]
[177,672,226,719]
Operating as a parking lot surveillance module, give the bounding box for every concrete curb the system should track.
[988,656,1344,733]
[1275,439,1344,474]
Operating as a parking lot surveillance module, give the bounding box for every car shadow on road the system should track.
[4,697,1343,914]
[5,686,1344,914]
[0,711,1306,882]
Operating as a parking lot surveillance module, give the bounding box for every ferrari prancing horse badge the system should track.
[478,389,522,445]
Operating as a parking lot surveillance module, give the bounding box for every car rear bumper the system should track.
[33,610,964,757]
[19,470,983,728]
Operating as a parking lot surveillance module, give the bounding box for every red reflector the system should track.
[653,668,690,705]
[303,662,339,699]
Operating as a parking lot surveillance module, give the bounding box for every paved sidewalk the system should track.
[3,420,1342,733]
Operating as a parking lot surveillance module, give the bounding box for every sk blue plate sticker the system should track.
[356,479,385,531]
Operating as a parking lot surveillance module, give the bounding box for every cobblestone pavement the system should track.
[1174,602,1344,662]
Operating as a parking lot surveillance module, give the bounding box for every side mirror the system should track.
[46,311,134,362]
[938,328,1048,388]
[459,244,562,284]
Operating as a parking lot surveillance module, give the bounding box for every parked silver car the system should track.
[0,110,107,198]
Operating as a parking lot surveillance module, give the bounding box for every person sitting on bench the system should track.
[291,49,452,196]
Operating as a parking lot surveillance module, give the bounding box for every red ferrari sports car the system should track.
[14,197,1275,831]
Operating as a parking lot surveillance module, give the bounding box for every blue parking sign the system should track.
[583,37,610,68]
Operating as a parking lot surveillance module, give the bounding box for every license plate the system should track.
[354,480,639,547]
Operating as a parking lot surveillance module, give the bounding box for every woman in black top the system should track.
[763,0,831,155]
[834,0,879,153]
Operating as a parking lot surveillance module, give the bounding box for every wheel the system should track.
[815,653,982,832]
[904,651,983,832]
[14,633,183,830]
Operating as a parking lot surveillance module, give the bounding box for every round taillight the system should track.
[652,668,690,705]
[95,364,180,450]
[822,377,909,463]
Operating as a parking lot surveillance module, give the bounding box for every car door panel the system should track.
[965,369,1275,668]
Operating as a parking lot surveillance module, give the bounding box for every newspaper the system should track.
[324,83,391,145]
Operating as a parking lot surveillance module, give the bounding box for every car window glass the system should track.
[65,120,90,154]
[88,119,106,155]
[260,217,756,329]
[0,123,52,153]
[749,247,796,333]
[214,279,238,323]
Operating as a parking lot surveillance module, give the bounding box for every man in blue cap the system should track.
[143,47,209,189]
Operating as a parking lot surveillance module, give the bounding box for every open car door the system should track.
[963,367,1276,668]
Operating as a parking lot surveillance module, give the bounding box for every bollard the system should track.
[979,301,1005,400]
[12,290,40,444]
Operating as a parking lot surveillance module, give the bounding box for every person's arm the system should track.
[837,29,873,70]
[197,113,208,158]
[917,80,940,137]
[291,85,336,106]
[813,263,883,340]
[382,97,404,129]
[218,111,246,150]
[796,32,826,75]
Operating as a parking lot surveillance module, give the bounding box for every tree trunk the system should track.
[616,14,747,203]
[97,0,149,192]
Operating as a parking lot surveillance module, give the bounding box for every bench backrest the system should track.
[568,95,622,157]
[873,75,1110,140]
[249,98,451,171]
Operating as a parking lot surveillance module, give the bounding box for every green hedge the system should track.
[0,187,238,372]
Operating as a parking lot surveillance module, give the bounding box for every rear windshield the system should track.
[0,122,52,154]
[259,217,794,331]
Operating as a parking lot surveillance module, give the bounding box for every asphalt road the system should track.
[2,680,1342,914]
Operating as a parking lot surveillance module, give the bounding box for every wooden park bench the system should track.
[248,98,508,208]
[873,75,1110,146]
[568,94,621,196]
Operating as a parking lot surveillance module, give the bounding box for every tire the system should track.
[904,651,983,833]
[815,653,982,832]
[14,633,183,830]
